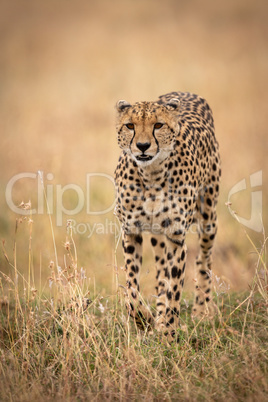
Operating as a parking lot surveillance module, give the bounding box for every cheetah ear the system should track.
[165,98,180,111]
[116,100,132,112]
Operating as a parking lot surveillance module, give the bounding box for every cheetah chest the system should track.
[115,178,194,235]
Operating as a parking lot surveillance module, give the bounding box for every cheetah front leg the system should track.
[151,234,187,341]
[150,235,168,331]
[122,231,153,330]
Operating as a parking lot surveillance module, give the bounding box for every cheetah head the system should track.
[115,98,180,166]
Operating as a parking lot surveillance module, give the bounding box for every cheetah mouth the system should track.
[136,155,154,162]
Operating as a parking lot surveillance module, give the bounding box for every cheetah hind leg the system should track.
[191,258,218,319]
[192,196,218,319]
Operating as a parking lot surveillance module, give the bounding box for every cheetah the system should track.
[114,91,221,341]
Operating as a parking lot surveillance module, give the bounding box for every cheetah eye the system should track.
[125,123,134,130]
[154,123,163,129]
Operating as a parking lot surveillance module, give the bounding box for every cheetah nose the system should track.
[136,142,151,153]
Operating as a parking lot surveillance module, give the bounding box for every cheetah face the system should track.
[116,98,180,166]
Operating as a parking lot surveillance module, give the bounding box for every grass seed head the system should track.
[64,241,71,251]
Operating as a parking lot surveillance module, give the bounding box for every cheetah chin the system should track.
[132,148,173,167]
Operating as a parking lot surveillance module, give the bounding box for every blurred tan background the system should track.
[0,0,267,296]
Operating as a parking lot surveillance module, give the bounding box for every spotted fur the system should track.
[114,91,221,340]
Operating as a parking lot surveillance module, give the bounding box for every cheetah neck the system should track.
[138,158,168,184]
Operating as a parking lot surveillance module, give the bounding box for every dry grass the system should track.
[0,0,268,400]
[0,217,267,401]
